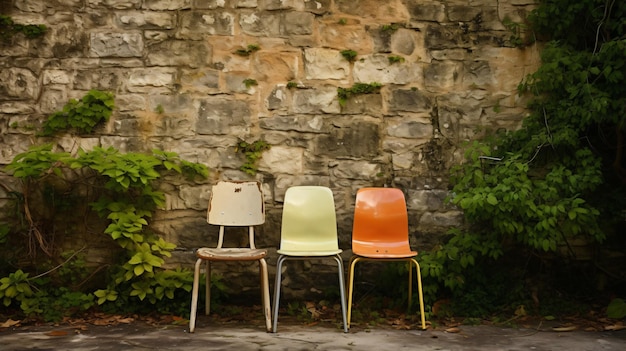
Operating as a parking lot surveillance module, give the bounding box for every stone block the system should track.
[353,54,422,85]
[265,86,289,111]
[304,48,350,80]
[292,87,340,114]
[145,40,211,68]
[405,1,446,23]
[316,121,379,158]
[304,0,331,14]
[86,0,142,10]
[387,120,433,139]
[280,11,314,35]
[423,61,463,92]
[388,88,433,113]
[335,0,410,22]
[329,160,380,180]
[260,114,325,133]
[319,23,373,52]
[116,11,175,29]
[339,93,383,116]
[89,32,144,58]
[180,69,220,94]
[195,98,251,135]
[127,68,177,93]
[0,68,40,100]
[240,11,281,36]
[196,0,229,9]
[178,11,235,38]
[141,0,192,10]
[258,145,303,174]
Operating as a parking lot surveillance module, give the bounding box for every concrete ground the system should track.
[1,319,625,351]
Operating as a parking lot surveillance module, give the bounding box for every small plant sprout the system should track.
[388,55,405,64]
[340,49,358,62]
[234,44,260,56]
[243,79,258,89]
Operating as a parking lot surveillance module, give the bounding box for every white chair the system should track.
[189,181,271,332]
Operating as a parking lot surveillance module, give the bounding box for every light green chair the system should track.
[189,181,271,333]
[272,186,348,333]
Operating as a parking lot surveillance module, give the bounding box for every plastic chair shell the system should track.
[347,187,426,330]
[272,186,348,333]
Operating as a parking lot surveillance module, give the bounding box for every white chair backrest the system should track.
[207,181,265,226]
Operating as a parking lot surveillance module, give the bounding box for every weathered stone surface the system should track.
[0,68,39,100]
[292,86,340,114]
[353,54,422,85]
[0,0,541,298]
[196,98,251,135]
[388,88,433,113]
[304,48,349,80]
[89,32,144,57]
[145,40,211,68]
[240,11,281,36]
[316,121,380,158]
[178,11,235,38]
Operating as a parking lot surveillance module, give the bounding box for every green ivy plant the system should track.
[1,90,210,320]
[234,44,260,56]
[3,145,208,318]
[0,15,47,42]
[419,0,626,319]
[236,139,271,175]
[337,82,382,106]
[388,55,405,64]
[340,49,358,62]
[41,90,114,136]
[243,78,258,89]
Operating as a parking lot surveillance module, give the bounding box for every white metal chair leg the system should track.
[260,258,272,332]
[205,261,211,315]
[189,258,203,333]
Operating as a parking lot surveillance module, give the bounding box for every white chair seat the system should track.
[197,248,267,261]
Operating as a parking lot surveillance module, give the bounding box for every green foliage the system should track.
[340,49,358,62]
[0,15,47,42]
[607,298,626,319]
[2,93,209,321]
[388,55,405,64]
[41,90,115,136]
[0,224,8,244]
[502,16,531,47]
[236,139,271,175]
[419,0,626,319]
[338,18,347,25]
[234,44,260,56]
[243,78,258,88]
[337,82,382,106]
[286,81,298,89]
[380,23,400,33]
[0,270,33,307]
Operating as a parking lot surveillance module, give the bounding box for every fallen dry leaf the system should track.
[1,319,21,328]
[604,324,626,331]
[445,327,462,333]
[552,326,577,332]
[45,330,69,337]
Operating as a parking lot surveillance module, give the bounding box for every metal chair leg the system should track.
[334,254,348,333]
[260,258,272,332]
[189,258,203,333]
[272,255,286,333]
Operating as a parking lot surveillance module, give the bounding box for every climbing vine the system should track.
[0,93,209,321]
[419,0,626,318]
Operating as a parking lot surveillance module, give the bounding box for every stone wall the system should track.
[0,0,540,298]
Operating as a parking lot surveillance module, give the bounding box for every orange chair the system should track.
[189,181,271,332]
[347,187,426,330]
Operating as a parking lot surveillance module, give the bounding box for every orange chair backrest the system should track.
[352,187,413,256]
